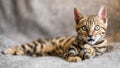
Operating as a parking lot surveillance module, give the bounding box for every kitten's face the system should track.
[74,6,107,45]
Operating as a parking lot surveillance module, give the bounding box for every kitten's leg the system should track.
[83,44,96,59]
[2,45,25,55]
[63,46,82,62]
[93,39,107,56]
[64,55,82,62]
[2,39,57,56]
[83,39,107,58]
[2,43,40,56]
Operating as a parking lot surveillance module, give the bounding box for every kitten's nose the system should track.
[88,35,93,38]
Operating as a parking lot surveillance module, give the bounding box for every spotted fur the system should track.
[2,6,108,62]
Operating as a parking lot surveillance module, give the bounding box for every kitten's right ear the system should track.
[74,8,83,24]
[98,6,107,23]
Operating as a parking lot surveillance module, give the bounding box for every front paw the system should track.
[84,45,96,58]
[67,56,82,62]
[84,50,96,59]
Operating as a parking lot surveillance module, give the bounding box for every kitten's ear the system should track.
[98,6,107,23]
[74,8,83,24]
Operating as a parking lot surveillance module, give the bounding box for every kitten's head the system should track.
[74,6,108,45]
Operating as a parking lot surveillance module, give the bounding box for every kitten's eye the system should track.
[94,25,100,31]
[81,26,87,31]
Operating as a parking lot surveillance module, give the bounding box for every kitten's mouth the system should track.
[87,39,95,42]
[87,39,96,45]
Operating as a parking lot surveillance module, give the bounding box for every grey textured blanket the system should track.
[0,36,120,68]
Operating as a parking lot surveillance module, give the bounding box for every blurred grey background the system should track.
[0,0,120,43]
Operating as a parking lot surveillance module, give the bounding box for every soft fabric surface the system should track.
[0,36,120,68]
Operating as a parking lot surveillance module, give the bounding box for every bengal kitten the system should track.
[2,6,108,62]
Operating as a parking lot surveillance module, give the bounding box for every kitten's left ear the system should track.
[74,8,84,24]
[98,6,107,23]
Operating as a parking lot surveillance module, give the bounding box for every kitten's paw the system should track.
[67,56,82,62]
[84,44,96,58]
[1,47,24,55]
[1,48,16,55]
